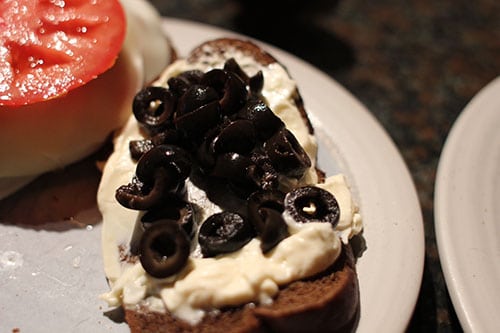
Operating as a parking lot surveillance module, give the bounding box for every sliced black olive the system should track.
[257,207,290,253]
[129,139,154,161]
[115,169,180,210]
[263,129,311,178]
[136,145,191,186]
[117,145,191,210]
[211,120,256,155]
[247,190,289,253]
[168,77,189,98]
[142,200,197,238]
[222,59,262,96]
[223,58,249,82]
[212,153,252,180]
[133,86,176,133]
[139,221,191,278]
[247,190,285,233]
[248,70,264,95]
[195,126,219,170]
[198,212,254,257]
[248,152,279,190]
[116,177,147,209]
[211,152,258,190]
[284,186,340,228]
[174,100,220,140]
[151,129,183,147]
[208,151,279,193]
[176,85,219,116]
[219,73,247,115]
[238,99,284,141]
[246,164,278,191]
[181,70,205,82]
[168,70,204,97]
[201,69,227,96]
[201,69,247,116]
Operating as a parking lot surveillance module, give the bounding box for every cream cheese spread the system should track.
[98,51,362,324]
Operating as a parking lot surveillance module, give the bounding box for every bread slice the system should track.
[108,38,360,332]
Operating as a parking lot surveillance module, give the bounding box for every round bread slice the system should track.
[115,38,360,332]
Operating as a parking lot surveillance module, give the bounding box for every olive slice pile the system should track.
[128,58,310,193]
[114,58,339,278]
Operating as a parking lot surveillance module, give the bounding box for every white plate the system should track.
[0,18,424,332]
[435,76,500,333]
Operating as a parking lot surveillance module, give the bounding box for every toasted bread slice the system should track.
[116,38,359,332]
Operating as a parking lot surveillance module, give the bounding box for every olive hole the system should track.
[151,234,177,260]
[149,100,164,116]
[296,197,327,219]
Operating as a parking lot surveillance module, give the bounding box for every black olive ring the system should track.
[139,221,191,279]
[133,86,175,130]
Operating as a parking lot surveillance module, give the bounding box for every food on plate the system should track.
[98,38,362,332]
[0,0,174,199]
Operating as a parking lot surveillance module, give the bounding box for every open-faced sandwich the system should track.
[98,38,363,332]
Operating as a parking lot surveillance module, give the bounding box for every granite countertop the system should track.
[150,0,500,331]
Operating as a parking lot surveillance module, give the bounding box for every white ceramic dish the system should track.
[0,18,424,332]
[435,76,500,333]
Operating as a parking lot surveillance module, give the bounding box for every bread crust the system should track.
[121,38,359,332]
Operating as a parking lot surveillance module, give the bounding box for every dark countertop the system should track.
[149,1,500,331]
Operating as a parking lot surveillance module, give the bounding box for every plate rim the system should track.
[435,75,500,332]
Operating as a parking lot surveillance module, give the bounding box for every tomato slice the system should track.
[0,0,126,106]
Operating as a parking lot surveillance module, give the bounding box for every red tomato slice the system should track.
[0,0,126,106]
